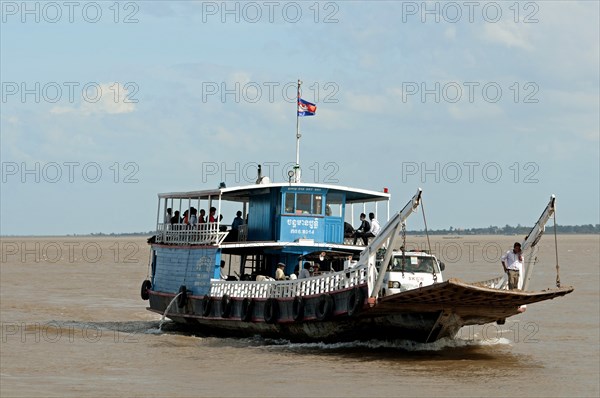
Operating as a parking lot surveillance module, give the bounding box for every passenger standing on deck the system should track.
[188,208,197,227]
[209,207,217,223]
[352,213,371,245]
[170,210,180,225]
[227,211,244,241]
[275,263,286,280]
[198,209,206,225]
[501,242,523,290]
[299,262,311,279]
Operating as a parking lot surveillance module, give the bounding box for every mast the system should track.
[294,79,302,183]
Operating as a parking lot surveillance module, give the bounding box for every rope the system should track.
[401,222,406,278]
[553,210,561,288]
[421,197,436,283]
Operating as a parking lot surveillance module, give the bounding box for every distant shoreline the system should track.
[1,229,598,238]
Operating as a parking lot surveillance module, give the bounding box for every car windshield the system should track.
[390,256,436,273]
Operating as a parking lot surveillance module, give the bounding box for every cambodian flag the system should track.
[297,98,317,116]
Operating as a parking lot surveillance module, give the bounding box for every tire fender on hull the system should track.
[241,298,254,322]
[264,298,279,324]
[221,294,232,318]
[140,280,151,301]
[347,287,364,317]
[202,296,212,317]
[177,285,187,308]
[292,296,304,321]
[315,294,334,321]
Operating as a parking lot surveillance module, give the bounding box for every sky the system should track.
[1,0,599,235]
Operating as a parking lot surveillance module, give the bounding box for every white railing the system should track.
[210,264,369,299]
[156,223,228,245]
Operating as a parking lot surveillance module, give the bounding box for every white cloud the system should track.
[483,21,534,51]
[50,83,136,116]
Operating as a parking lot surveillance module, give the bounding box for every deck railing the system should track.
[156,223,229,245]
[209,264,369,299]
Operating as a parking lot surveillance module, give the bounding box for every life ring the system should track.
[292,296,304,321]
[315,294,334,321]
[140,280,151,300]
[177,285,187,308]
[241,298,254,322]
[201,296,212,317]
[220,294,232,318]
[347,287,364,317]
[263,298,279,324]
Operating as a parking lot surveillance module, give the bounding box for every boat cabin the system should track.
[150,180,390,290]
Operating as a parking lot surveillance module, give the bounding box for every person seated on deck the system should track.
[289,265,299,280]
[361,212,380,245]
[170,210,181,225]
[344,222,354,238]
[165,208,172,224]
[198,209,206,224]
[299,262,311,279]
[352,213,371,245]
[275,263,286,280]
[182,210,189,225]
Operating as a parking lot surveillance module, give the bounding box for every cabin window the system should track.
[296,193,312,214]
[326,193,343,217]
[283,191,325,215]
[285,193,295,213]
[313,195,323,215]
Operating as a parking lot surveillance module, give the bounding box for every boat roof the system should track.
[158,182,390,204]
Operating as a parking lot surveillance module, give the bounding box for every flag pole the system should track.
[294,79,301,183]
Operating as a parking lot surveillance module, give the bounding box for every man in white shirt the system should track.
[501,242,523,290]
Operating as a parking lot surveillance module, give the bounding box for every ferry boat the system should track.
[140,178,573,342]
[140,82,573,342]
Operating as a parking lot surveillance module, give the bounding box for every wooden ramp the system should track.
[373,278,574,326]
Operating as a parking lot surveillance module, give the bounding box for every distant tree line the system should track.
[407,224,599,235]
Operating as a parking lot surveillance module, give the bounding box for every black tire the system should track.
[202,296,212,317]
[315,294,334,321]
[220,294,232,318]
[347,287,364,317]
[177,285,187,308]
[263,298,279,324]
[140,280,151,300]
[292,296,304,321]
[241,298,254,322]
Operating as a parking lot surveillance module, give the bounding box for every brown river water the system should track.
[1,234,598,397]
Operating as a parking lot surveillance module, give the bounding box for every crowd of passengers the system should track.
[165,207,245,240]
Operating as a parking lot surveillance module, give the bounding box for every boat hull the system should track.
[147,279,573,343]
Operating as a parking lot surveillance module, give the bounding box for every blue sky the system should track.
[1,1,598,235]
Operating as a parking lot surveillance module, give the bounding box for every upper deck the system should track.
[153,181,390,253]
